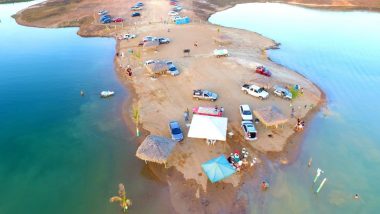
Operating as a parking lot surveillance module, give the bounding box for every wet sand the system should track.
[14,0,327,212]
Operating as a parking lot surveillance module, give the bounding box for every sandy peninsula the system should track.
[14,0,325,213]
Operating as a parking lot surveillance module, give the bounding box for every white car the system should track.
[239,104,253,121]
[241,121,257,141]
[168,11,179,16]
[171,15,181,21]
[144,60,157,65]
[98,10,108,15]
[123,34,137,39]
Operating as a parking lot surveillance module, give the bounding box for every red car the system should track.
[255,65,272,77]
[192,106,223,117]
[170,1,177,6]
[113,17,124,23]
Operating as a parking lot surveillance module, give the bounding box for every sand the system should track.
[14,0,326,213]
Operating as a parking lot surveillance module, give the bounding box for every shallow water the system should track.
[0,2,171,213]
[210,3,380,213]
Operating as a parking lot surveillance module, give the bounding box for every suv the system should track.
[241,121,257,141]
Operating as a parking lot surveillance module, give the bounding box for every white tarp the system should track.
[188,115,228,141]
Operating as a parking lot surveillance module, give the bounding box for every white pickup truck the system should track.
[241,84,269,100]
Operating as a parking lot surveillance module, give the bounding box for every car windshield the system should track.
[169,67,176,71]
[257,87,265,93]
[172,128,181,135]
[243,110,251,115]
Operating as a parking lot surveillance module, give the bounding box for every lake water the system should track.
[0,1,171,213]
[210,3,380,213]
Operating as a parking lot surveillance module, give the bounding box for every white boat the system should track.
[100,90,115,98]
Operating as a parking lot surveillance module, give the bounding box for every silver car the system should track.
[273,85,292,100]
[241,121,257,141]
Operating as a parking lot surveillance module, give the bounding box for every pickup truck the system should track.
[193,89,218,101]
[241,84,269,100]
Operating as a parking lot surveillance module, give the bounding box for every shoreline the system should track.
[195,1,380,21]
[13,0,328,212]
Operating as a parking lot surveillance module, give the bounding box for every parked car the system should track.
[167,63,179,76]
[169,121,183,142]
[172,6,183,12]
[135,2,144,7]
[241,84,269,100]
[131,12,141,17]
[158,37,170,44]
[131,6,143,11]
[213,49,229,58]
[112,17,124,23]
[144,59,157,65]
[241,121,257,141]
[239,104,253,121]
[123,34,136,39]
[171,15,181,22]
[255,65,272,77]
[100,15,111,21]
[273,85,292,100]
[193,89,218,101]
[101,18,112,24]
[98,10,108,15]
[143,36,156,42]
[192,106,222,117]
[170,1,177,6]
[168,11,179,16]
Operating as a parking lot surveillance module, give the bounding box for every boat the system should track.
[100,90,115,98]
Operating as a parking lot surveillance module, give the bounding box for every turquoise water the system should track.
[0,2,170,213]
[210,3,380,213]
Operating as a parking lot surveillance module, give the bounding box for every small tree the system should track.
[110,183,132,212]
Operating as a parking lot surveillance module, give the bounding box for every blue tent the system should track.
[175,16,191,25]
[201,155,236,183]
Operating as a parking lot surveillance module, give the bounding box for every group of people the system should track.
[227,148,255,172]
[124,65,132,77]
[214,105,224,115]
[295,118,305,131]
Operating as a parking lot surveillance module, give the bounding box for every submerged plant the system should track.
[132,105,140,136]
[110,183,132,212]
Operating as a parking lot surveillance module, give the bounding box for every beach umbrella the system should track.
[201,155,236,183]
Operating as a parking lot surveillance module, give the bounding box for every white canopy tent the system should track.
[188,115,228,144]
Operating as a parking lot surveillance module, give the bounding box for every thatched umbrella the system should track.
[253,106,288,128]
[143,40,159,51]
[136,135,177,167]
[145,61,168,76]
[213,34,232,45]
